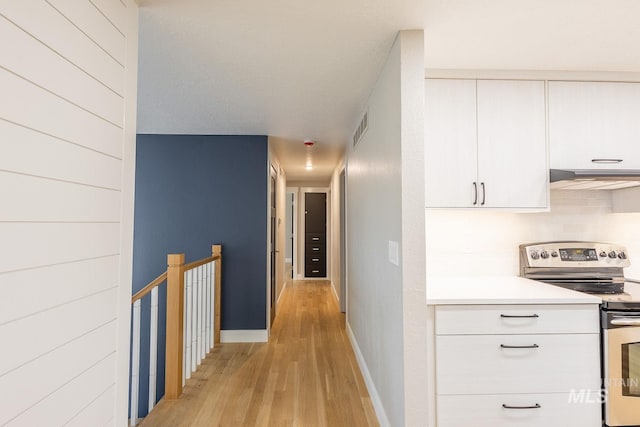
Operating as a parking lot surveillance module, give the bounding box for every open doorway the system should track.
[339,169,346,313]
[285,190,295,281]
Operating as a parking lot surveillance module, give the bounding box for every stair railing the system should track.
[129,245,222,426]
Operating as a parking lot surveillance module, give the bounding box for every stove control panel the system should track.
[521,242,630,268]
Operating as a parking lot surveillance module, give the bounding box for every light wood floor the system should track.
[139,280,379,427]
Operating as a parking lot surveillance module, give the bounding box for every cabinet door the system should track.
[425,79,478,208]
[548,81,640,169]
[477,80,548,208]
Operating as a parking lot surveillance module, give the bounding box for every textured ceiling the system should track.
[137,0,640,181]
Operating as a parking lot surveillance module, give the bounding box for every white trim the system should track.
[115,2,139,425]
[220,330,268,343]
[346,322,390,427]
[330,280,340,304]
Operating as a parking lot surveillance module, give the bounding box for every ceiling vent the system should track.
[352,109,368,149]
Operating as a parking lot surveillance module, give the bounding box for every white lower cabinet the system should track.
[435,304,601,427]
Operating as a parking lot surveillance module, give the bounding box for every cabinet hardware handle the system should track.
[592,159,623,164]
[480,182,486,205]
[312,258,320,262]
[500,314,539,318]
[312,270,320,273]
[472,182,478,205]
[313,248,319,251]
[502,404,541,410]
[312,237,320,240]
[500,344,539,349]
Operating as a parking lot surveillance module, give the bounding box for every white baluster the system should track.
[130,300,141,427]
[184,269,193,380]
[199,265,206,362]
[205,261,211,352]
[197,265,203,365]
[148,288,158,410]
[191,266,198,372]
[211,261,216,348]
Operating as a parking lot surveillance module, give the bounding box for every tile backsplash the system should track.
[426,190,640,278]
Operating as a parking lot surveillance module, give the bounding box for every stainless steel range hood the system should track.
[550,169,640,190]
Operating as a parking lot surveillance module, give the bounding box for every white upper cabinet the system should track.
[425,79,478,208]
[549,81,640,169]
[425,79,548,209]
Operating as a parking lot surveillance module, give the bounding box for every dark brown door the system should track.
[270,175,276,324]
[305,192,326,277]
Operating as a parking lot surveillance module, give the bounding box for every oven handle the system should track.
[611,317,640,326]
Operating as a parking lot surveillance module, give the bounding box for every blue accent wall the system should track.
[131,134,268,415]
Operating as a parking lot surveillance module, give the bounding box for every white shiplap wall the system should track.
[0,1,137,426]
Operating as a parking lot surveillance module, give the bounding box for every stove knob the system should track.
[608,251,617,259]
[599,251,607,258]
[540,250,549,259]
[551,251,558,258]
[530,250,540,260]
[618,252,627,260]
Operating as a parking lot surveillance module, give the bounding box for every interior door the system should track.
[270,174,276,324]
[304,192,326,277]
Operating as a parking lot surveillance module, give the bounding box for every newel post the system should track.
[212,245,222,344]
[165,253,185,399]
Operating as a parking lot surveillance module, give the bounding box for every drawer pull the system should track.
[312,237,320,240]
[500,314,539,319]
[312,270,320,273]
[312,258,320,262]
[502,403,541,410]
[312,248,320,251]
[500,344,539,349]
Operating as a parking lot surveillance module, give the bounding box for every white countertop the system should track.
[426,275,602,305]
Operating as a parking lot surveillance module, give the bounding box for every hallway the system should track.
[139,280,378,427]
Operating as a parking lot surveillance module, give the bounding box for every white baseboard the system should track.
[346,322,391,427]
[220,329,268,343]
[330,280,339,304]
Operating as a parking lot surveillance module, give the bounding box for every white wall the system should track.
[426,190,640,278]
[346,30,426,427]
[0,1,138,426]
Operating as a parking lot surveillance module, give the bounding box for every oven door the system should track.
[603,314,640,427]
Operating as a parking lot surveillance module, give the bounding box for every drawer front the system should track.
[305,255,324,266]
[305,233,325,245]
[435,304,599,335]
[436,334,600,395]
[305,263,326,277]
[305,243,325,256]
[437,393,601,427]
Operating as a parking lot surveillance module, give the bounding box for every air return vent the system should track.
[352,109,368,149]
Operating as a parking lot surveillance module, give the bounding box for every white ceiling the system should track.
[137,0,640,181]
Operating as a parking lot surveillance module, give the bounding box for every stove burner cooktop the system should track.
[519,241,640,309]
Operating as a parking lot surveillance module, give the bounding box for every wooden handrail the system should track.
[183,254,220,272]
[131,271,168,303]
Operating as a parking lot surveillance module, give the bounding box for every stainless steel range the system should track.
[520,241,640,427]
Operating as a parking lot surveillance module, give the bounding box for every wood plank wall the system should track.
[0,1,136,425]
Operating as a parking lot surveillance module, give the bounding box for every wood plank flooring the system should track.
[139,280,379,427]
